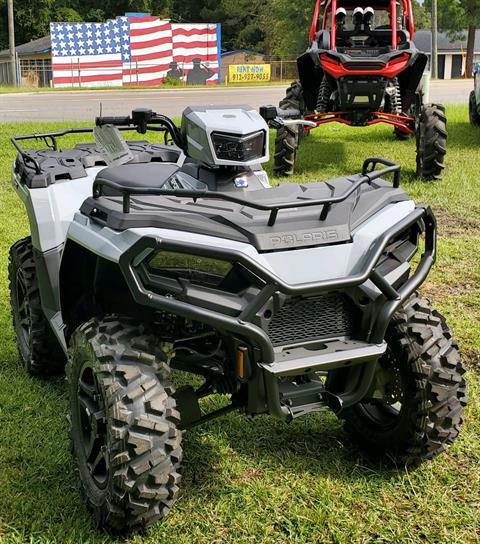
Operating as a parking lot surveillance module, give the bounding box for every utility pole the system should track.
[431,0,438,78]
[7,0,17,86]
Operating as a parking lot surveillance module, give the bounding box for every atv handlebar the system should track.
[259,105,302,122]
[95,108,185,149]
[259,105,317,129]
[95,116,132,126]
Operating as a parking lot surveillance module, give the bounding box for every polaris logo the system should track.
[260,225,351,250]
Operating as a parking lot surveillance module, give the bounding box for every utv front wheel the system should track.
[274,80,305,176]
[469,91,480,126]
[415,104,447,180]
[342,295,467,465]
[8,237,66,376]
[67,316,182,533]
[274,124,300,176]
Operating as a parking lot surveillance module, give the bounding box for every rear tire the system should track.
[341,294,467,465]
[469,90,480,126]
[393,127,412,141]
[67,316,182,533]
[8,237,66,376]
[415,104,447,181]
[274,81,305,177]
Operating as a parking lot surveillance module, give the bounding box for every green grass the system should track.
[0,106,479,543]
[0,81,285,94]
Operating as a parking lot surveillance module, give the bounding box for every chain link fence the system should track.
[0,57,299,88]
[0,58,16,86]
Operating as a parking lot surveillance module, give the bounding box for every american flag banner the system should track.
[172,24,220,84]
[50,19,129,87]
[50,16,221,88]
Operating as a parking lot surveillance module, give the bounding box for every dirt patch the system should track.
[434,208,480,237]
[236,467,264,483]
[463,349,480,375]
[421,280,475,300]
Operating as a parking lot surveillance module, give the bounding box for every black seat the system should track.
[95,162,180,195]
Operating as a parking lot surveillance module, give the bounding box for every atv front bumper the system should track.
[119,205,436,417]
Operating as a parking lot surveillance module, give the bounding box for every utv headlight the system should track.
[147,251,232,288]
[211,131,266,163]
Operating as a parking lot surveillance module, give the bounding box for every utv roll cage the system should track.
[309,0,415,49]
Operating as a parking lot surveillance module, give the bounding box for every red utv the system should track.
[274,0,447,180]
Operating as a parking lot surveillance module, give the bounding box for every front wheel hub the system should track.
[77,362,108,488]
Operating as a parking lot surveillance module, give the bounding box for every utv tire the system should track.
[274,124,300,177]
[8,237,66,376]
[415,104,447,181]
[393,127,412,141]
[342,294,467,465]
[274,81,305,177]
[67,316,182,534]
[469,91,480,126]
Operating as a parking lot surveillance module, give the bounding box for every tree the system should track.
[425,0,480,76]
[199,0,269,52]
[263,0,312,57]
[412,0,430,30]
[461,1,480,76]
[52,7,83,23]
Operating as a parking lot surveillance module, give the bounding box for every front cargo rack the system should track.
[92,157,401,226]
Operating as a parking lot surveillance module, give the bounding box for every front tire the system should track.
[469,90,480,126]
[274,124,300,177]
[274,81,305,177]
[67,316,182,533]
[415,104,447,181]
[8,237,66,376]
[342,295,467,465]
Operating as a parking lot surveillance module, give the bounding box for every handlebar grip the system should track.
[95,116,132,126]
[259,105,302,122]
[277,108,302,119]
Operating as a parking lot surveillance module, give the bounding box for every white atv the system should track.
[9,106,467,533]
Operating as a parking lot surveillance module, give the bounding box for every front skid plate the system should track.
[260,340,387,377]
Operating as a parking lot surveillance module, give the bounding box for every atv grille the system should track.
[267,294,356,347]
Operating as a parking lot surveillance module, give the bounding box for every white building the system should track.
[414,29,480,79]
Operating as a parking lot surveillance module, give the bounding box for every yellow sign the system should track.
[229,64,271,83]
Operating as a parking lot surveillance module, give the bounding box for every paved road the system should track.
[0,79,472,123]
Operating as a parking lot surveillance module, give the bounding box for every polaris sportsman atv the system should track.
[274,0,447,180]
[9,106,466,533]
[469,63,480,126]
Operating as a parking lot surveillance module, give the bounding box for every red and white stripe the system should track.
[172,24,219,83]
[123,16,173,85]
[52,54,123,88]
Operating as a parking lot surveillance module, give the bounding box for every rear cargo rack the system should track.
[92,157,401,226]
[11,125,171,176]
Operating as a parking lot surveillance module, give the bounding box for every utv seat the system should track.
[367,29,410,47]
[95,163,180,195]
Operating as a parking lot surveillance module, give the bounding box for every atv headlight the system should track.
[147,251,233,288]
[211,131,266,163]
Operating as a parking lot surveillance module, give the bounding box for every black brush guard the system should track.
[111,165,436,419]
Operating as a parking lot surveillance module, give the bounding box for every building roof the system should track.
[221,49,265,58]
[0,35,51,58]
[414,29,480,53]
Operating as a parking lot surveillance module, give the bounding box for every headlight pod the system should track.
[147,251,233,289]
[211,130,266,163]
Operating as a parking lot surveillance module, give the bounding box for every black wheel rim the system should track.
[14,269,32,359]
[359,349,404,431]
[76,362,108,489]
